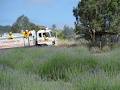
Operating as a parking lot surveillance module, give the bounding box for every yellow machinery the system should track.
[22,30,30,38]
[8,32,13,39]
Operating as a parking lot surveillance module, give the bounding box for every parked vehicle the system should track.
[0,28,57,49]
[36,29,56,45]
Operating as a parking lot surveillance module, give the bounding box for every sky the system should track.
[0,0,79,28]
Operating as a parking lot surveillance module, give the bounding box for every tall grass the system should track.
[0,46,120,90]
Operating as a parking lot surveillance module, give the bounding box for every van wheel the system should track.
[35,41,38,46]
[52,41,55,45]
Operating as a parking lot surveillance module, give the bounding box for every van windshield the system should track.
[43,32,50,37]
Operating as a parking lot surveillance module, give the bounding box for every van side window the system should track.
[39,33,42,37]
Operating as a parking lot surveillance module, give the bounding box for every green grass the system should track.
[0,46,120,90]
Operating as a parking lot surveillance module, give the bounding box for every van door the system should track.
[37,32,43,45]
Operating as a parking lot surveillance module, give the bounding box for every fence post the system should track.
[23,37,25,47]
[28,37,30,46]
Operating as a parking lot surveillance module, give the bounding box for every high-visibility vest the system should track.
[23,31,29,38]
[8,32,13,39]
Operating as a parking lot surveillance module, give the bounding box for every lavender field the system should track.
[0,47,120,90]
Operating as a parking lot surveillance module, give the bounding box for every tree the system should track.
[57,30,65,39]
[11,15,29,32]
[11,15,38,32]
[51,24,57,30]
[63,25,74,39]
[73,0,120,41]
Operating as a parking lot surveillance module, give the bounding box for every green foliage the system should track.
[51,24,57,31]
[51,25,74,39]
[1,47,120,89]
[63,25,74,39]
[0,25,11,33]
[11,15,45,32]
[73,0,120,38]
[55,30,65,39]
[11,15,31,32]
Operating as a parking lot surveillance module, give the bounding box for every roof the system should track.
[37,30,51,33]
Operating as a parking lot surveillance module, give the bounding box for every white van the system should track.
[0,28,57,49]
[36,30,56,45]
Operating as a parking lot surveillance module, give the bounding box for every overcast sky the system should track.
[0,0,79,28]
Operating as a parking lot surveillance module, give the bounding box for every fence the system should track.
[0,36,35,49]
